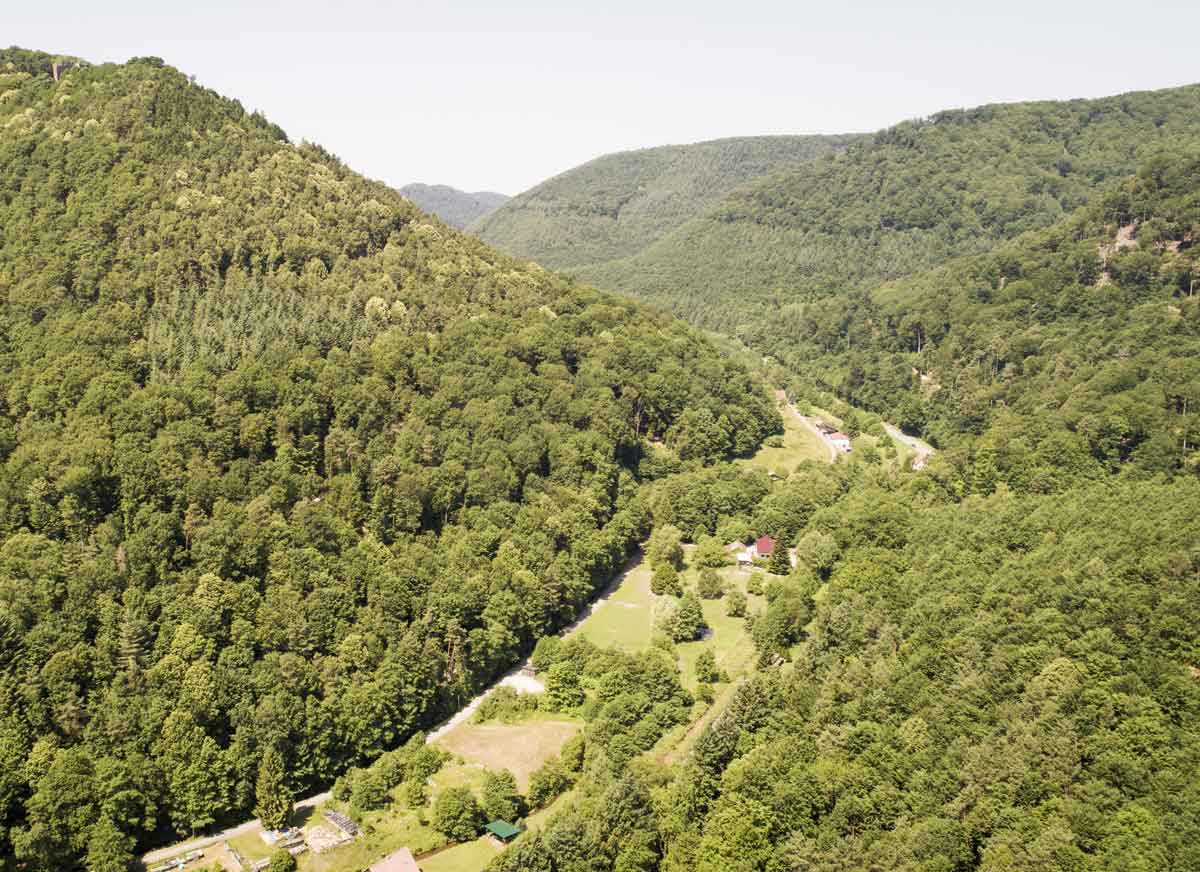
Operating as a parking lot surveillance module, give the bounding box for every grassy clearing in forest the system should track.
[739,399,830,474]
[566,560,656,651]
[433,716,582,791]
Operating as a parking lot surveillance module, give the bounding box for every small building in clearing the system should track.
[485,820,522,846]
[754,535,776,557]
[369,846,421,872]
[829,432,851,453]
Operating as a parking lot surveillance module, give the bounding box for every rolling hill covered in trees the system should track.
[562,85,1200,336]
[470,89,1200,872]
[0,49,780,870]
[478,150,1200,872]
[778,150,1200,479]
[398,183,508,229]
[470,134,857,271]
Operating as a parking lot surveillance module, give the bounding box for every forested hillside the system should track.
[489,472,1200,872]
[470,135,856,270]
[398,183,508,229]
[575,84,1200,338]
[778,151,1200,482]
[0,50,778,871]
[472,90,1200,872]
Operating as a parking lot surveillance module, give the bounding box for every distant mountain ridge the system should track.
[571,83,1200,339]
[399,182,508,228]
[470,134,859,270]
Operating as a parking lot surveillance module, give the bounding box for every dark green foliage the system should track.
[473,135,855,269]
[267,852,296,872]
[432,786,483,841]
[0,50,778,867]
[650,562,682,596]
[399,183,508,229]
[253,746,292,831]
[694,649,718,684]
[575,84,1200,343]
[766,545,791,576]
[787,153,1200,482]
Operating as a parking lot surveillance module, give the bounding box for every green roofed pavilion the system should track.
[484,820,521,842]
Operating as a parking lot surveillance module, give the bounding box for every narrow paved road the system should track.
[143,552,645,866]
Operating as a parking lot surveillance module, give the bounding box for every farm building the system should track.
[370,846,421,872]
[754,535,776,557]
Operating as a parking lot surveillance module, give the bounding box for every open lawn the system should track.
[675,563,762,689]
[433,716,582,791]
[739,399,829,474]
[567,559,655,651]
[419,838,502,872]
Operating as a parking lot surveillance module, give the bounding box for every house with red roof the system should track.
[753,535,776,557]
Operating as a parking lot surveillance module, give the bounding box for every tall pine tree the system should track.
[254,746,293,832]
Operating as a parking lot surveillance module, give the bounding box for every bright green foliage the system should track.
[692,536,728,568]
[543,662,585,710]
[481,769,523,823]
[254,746,292,831]
[526,756,573,810]
[473,135,854,269]
[724,588,747,618]
[267,852,297,872]
[746,573,764,596]
[474,686,538,723]
[399,183,507,229]
[0,49,778,866]
[432,786,484,841]
[659,592,707,643]
[696,568,724,599]
[646,525,685,570]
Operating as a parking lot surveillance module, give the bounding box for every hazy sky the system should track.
[9,1,1200,193]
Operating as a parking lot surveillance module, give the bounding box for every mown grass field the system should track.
[433,716,582,791]
[566,559,656,651]
[738,399,830,474]
[419,837,502,872]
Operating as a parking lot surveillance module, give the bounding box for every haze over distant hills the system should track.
[399,182,508,228]
[470,134,858,270]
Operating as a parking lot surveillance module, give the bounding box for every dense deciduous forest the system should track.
[0,50,778,870]
[2,41,1199,872]
[471,134,856,270]
[489,471,1200,872]
[776,151,1200,482]
[398,184,508,230]
[467,77,1200,872]
[566,84,1200,338]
